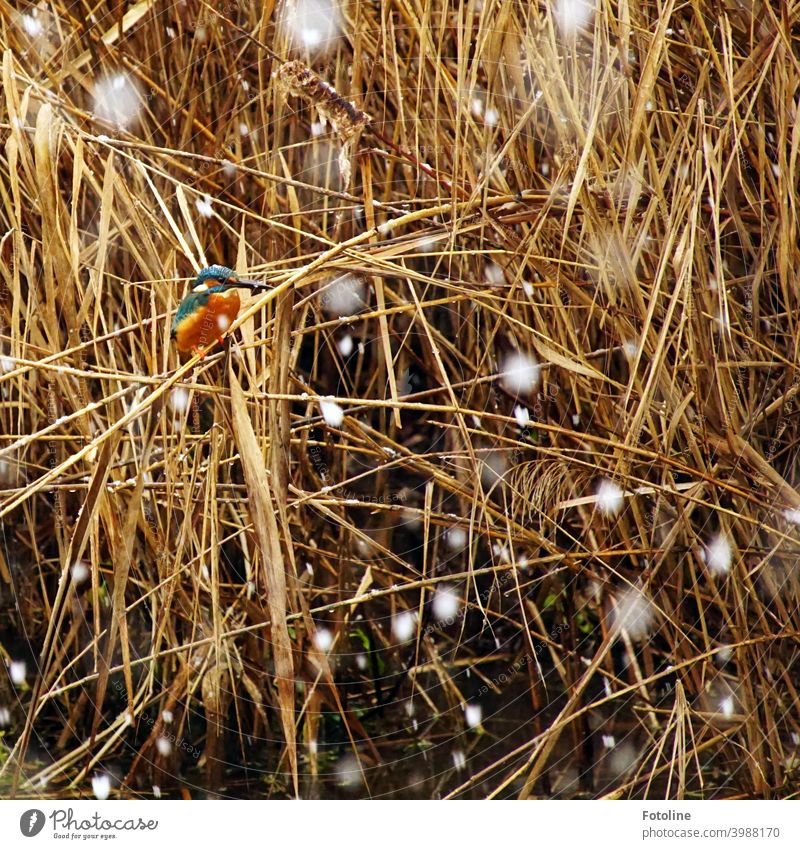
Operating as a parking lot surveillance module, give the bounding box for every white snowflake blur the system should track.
[432,584,459,621]
[611,587,655,640]
[91,773,111,800]
[447,527,468,551]
[71,561,90,584]
[169,387,191,414]
[500,352,540,396]
[334,753,363,789]
[484,262,505,286]
[313,628,334,652]
[481,450,508,487]
[337,334,354,357]
[195,195,213,218]
[704,533,732,576]
[22,14,43,37]
[514,404,530,427]
[93,74,141,128]
[607,741,638,777]
[320,398,344,427]
[596,478,624,516]
[554,0,594,36]
[284,0,341,53]
[464,703,482,728]
[392,611,416,642]
[715,644,733,666]
[9,660,26,686]
[320,274,365,317]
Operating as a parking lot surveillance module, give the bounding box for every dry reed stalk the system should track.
[0,0,798,801]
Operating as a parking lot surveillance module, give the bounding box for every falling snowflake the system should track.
[337,334,354,356]
[484,262,505,285]
[91,773,111,800]
[607,741,638,777]
[93,74,141,128]
[313,628,334,651]
[464,703,482,728]
[704,533,732,576]
[8,660,26,686]
[596,478,624,516]
[156,737,172,756]
[481,450,508,487]
[284,0,341,53]
[611,587,655,640]
[71,561,90,584]
[554,0,594,36]
[432,584,459,621]
[500,352,540,396]
[320,398,344,427]
[320,274,365,317]
[392,611,416,642]
[334,753,363,789]
[22,14,43,37]
[715,645,733,666]
[169,387,191,414]
[514,405,530,427]
[195,195,213,218]
[446,527,468,551]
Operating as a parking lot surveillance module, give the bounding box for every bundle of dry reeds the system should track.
[0,0,799,799]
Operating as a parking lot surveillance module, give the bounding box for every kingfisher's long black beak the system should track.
[228,275,270,291]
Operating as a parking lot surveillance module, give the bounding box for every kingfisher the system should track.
[171,265,269,354]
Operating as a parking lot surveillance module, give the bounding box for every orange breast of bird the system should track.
[173,289,241,353]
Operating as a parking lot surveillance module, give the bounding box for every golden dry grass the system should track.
[1,0,799,799]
